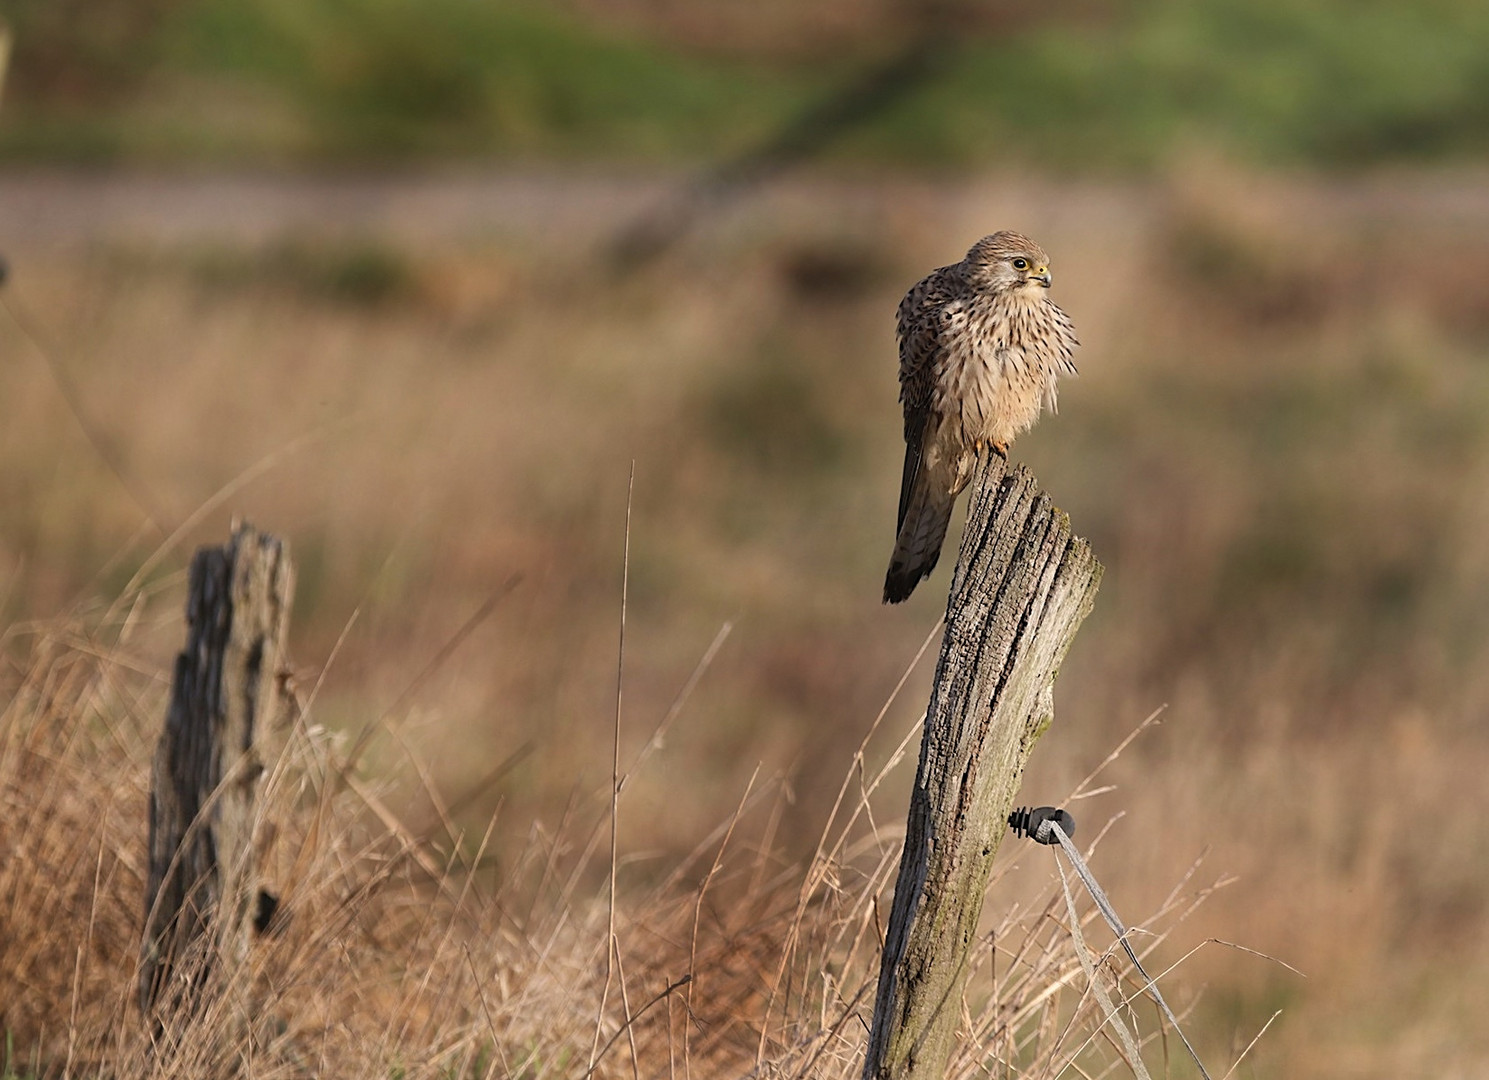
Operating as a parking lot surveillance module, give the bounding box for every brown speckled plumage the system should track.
[884,231,1079,603]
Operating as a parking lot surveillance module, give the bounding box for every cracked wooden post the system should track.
[139,524,294,1033]
[864,457,1102,1079]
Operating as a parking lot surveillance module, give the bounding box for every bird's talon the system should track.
[992,441,1009,459]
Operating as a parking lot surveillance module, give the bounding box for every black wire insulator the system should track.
[1008,805,1075,846]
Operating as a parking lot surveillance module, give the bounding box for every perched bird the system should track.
[884,231,1079,604]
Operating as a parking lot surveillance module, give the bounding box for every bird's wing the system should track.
[894,266,961,531]
[1040,298,1081,414]
[1046,299,1080,377]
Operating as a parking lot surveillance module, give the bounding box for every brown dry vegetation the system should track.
[3,162,1489,1076]
[0,611,1219,1077]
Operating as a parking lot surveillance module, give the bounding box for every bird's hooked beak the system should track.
[1033,265,1052,288]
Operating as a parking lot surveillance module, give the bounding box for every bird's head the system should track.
[964,231,1053,294]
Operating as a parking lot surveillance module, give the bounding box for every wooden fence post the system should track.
[863,457,1102,1079]
[139,524,294,1028]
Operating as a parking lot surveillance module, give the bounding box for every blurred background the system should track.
[2,1,1488,1074]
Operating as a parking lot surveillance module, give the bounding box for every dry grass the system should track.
[2,162,1489,1074]
[0,593,1233,1078]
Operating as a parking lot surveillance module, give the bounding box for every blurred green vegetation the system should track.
[879,0,1489,167]
[0,0,1486,167]
[0,0,794,161]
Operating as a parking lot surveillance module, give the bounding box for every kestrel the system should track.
[883,231,1079,604]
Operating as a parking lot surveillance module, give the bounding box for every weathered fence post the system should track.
[864,457,1102,1079]
[139,524,294,1030]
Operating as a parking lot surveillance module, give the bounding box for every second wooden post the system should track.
[139,524,294,1037]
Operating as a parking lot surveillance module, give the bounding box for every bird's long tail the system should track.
[883,452,954,604]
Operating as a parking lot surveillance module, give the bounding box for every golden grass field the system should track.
[2,162,1489,1076]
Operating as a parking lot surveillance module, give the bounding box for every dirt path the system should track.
[2,168,1485,254]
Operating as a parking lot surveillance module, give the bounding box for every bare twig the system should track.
[590,463,635,1074]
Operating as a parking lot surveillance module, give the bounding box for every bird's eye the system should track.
[1012,258,1029,270]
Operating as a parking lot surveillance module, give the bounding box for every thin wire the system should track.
[1,295,173,536]
[1055,853,1151,1080]
[1047,822,1213,1080]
